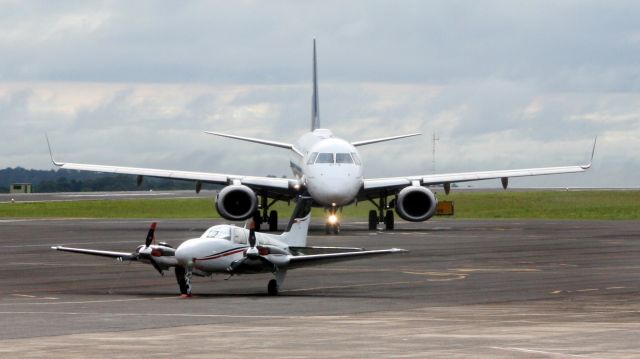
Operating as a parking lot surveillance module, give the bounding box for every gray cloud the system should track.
[0,1,638,187]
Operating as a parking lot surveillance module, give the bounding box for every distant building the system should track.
[10,183,32,194]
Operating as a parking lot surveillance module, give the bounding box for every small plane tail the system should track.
[311,39,320,131]
[280,196,313,247]
[279,213,311,247]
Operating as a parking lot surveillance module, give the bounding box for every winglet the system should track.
[581,136,597,170]
[45,133,63,166]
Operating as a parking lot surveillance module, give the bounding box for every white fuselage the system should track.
[290,129,363,207]
[174,225,290,274]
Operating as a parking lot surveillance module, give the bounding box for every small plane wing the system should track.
[287,248,407,269]
[51,246,134,260]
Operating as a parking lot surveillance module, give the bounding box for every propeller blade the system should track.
[145,222,157,247]
[149,256,163,275]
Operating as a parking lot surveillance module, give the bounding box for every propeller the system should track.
[228,226,275,273]
[135,222,165,275]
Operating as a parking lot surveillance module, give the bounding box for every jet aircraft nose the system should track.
[307,176,361,206]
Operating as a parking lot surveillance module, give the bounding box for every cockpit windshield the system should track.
[335,153,353,164]
[202,225,231,240]
[310,152,359,165]
[315,153,334,164]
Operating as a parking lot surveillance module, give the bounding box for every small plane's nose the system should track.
[175,239,197,266]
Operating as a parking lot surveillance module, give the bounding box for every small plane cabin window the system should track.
[350,152,362,165]
[335,153,354,164]
[315,152,334,164]
[307,152,319,165]
[204,226,231,240]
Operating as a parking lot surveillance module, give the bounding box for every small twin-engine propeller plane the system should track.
[51,202,406,296]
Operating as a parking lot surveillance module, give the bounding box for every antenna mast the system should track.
[432,131,439,174]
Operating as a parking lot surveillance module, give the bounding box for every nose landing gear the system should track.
[325,208,341,235]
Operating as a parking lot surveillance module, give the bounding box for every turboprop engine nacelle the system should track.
[215,185,258,221]
[395,186,438,222]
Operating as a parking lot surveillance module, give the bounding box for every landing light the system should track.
[328,214,338,224]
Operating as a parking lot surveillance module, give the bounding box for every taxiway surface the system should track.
[1,218,639,358]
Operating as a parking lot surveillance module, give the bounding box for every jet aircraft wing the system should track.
[362,164,591,192]
[287,248,407,269]
[53,161,295,193]
[361,137,596,194]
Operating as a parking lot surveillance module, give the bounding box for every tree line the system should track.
[0,167,219,193]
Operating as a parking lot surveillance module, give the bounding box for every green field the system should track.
[1,190,638,220]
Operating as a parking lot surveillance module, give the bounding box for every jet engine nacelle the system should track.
[395,186,438,222]
[215,185,258,221]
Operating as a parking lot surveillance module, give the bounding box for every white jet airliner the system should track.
[48,41,596,233]
[52,202,405,296]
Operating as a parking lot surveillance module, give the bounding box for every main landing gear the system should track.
[368,195,394,231]
[253,195,279,232]
[268,271,287,296]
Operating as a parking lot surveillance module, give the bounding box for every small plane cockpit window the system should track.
[350,152,362,165]
[315,153,334,164]
[335,153,354,164]
[307,152,319,165]
[203,226,231,240]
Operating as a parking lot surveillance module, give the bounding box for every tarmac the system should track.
[0,217,639,358]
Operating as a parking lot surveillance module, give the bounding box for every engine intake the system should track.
[215,185,258,221]
[395,186,438,222]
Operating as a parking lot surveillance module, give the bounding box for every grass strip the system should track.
[0,191,638,220]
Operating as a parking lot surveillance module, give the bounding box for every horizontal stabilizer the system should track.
[351,133,421,147]
[204,131,302,156]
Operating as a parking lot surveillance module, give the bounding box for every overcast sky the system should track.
[0,1,638,187]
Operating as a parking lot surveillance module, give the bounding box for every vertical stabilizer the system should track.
[311,39,320,131]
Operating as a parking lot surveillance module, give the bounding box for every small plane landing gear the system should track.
[268,279,279,296]
[177,266,192,297]
[367,195,394,231]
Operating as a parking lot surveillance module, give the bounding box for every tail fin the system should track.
[279,213,310,247]
[311,39,320,131]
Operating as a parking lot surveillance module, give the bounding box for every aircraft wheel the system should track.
[268,279,279,296]
[252,211,262,231]
[325,223,332,234]
[268,210,278,231]
[368,210,377,230]
[175,266,188,295]
[385,210,394,230]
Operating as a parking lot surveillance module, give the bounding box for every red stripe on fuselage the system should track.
[196,248,246,261]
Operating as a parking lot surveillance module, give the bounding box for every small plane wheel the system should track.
[385,210,394,230]
[268,279,279,296]
[268,210,278,232]
[325,223,332,234]
[334,223,340,234]
[368,210,377,230]
[175,266,188,295]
